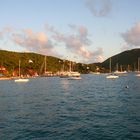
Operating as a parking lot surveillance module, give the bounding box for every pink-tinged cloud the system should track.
[0,25,104,63]
[11,29,58,56]
[78,26,88,36]
[46,24,104,62]
[89,47,104,62]
[23,29,48,46]
[85,0,112,17]
[122,22,140,47]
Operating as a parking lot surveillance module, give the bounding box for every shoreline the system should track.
[0,77,13,80]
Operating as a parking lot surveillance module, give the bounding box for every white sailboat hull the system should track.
[68,71,80,77]
[114,71,127,74]
[68,76,82,80]
[60,71,81,78]
[15,78,29,82]
[106,58,119,79]
[106,75,119,79]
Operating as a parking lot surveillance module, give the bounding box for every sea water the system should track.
[0,74,140,140]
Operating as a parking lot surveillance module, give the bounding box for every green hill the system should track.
[88,48,140,73]
[1,48,140,75]
[101,49,140,72]
[0,50,88,76]
[0,50,66,76]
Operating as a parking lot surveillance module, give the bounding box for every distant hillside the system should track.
[101,49,140,72]
[1,49,140,75]
[0,50,66,75]
[0,50,88,76]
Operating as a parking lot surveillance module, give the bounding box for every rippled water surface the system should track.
[0,74,140,140]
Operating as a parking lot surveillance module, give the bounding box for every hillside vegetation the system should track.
[101,49,140,72]
[0,48,140,75]
[0,50,88,76]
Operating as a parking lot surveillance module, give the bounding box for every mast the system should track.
[134,63,136,72]
[44,56,46,74]
[19,60,21,77]
[62,60,65,72]
[138,57,140,72]
[116,63,118,71]
[109,58,111,73]
[120,65,122,72]
[69,61,72,72]
[127,65,130,72]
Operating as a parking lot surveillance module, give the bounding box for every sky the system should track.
[0,0,140,63]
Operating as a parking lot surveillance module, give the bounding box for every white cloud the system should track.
[0,25,104,63]
[120,43,131,52]
[45,24,104,63]
[122,22,140,47]
[11,29,57,56]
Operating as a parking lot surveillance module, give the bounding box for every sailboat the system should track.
[114,63,127,75]
[106,58,119,79]
[40,56,50,77]
[59,59,70,78]
[43,56,47,76]
[68,61,81,80]
[14,60,29,82]
[136,57,140,77]
[60,60,81,79]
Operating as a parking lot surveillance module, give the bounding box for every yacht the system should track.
[106,58,119,79]
[106,74,119,79]
[14,60,29,83]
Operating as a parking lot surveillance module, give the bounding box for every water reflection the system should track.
[60,79,70,91]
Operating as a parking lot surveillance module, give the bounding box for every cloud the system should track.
[0,31,3,39]
[45,24,104,63]
[0,25,104,63]
[0,27,13,39]
[82,47,104,63]
[11,29,58,56]
[85,0,112,17]
[122,22,140,47]
[69,24,88,36]
[120,43,131,52]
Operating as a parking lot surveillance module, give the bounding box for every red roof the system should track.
[0,66,6,71]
